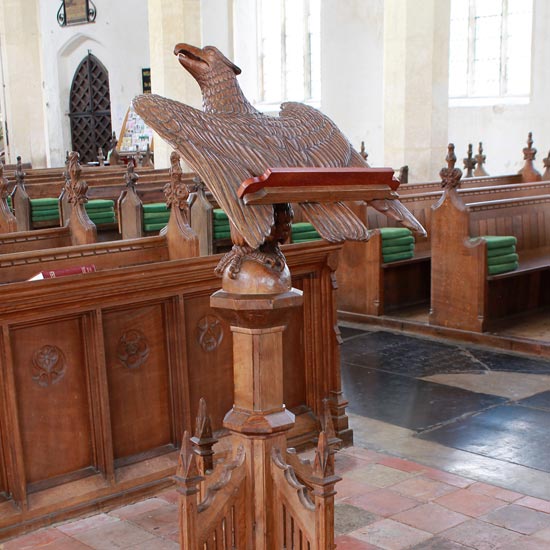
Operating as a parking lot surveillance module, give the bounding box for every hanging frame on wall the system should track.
[57,0,97,27]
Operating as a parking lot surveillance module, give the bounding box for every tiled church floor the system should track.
[4,326,550,549]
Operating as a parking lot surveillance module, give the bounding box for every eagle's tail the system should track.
[299,201,371,242]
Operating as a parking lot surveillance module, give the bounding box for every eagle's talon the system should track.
[214,244,286,279]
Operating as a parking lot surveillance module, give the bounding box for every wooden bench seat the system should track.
[339,173,550,317]
[430,175,550,331]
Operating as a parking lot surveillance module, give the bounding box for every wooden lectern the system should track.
[175,168,397,549]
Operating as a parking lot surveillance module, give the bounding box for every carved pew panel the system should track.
[103,303,175,465]
[10,318,95,492]
[0,241,346,538]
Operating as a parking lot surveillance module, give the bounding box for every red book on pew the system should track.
[28,264,96,281]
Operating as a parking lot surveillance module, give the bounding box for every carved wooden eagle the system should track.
[133,44,425,252]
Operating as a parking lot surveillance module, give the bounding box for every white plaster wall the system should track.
[448,0,550,176]
[38,0,150,167]
[321,0,385,163]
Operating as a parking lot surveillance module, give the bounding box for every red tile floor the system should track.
[3,446,550,549]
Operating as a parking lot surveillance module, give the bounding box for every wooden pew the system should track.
[338,148,550,317]
[0,238,348,538]
[430,191,550,333]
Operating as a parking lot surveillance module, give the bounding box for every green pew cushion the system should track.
[143,212,170,222]
[31,208,59,219]
[487,245,516,258]
[382,243,415,255]
[488,262,518,276]
[381,235,414,248]
[6,196,12,207]
[213,209,228,221]
[32,212,60,222]
[214,219,230,228]
[383,251,414,263]
[85,199,115,211]
[488,253,519,266]
[479,235,517,249]
[88,212,116,224]
[144,222,167,232]
[380,227,412,240]
[214,230,231,239]
[143,203,168,213]
[31,198,58,208]
[291,222,315,234]
[293,232,320,242]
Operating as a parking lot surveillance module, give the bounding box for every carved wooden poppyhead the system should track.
[173,43,242,83]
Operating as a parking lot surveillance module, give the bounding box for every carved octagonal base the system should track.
[211,287,302,436]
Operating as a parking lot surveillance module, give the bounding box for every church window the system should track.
[257,0,320,107]
[449,0,533,103]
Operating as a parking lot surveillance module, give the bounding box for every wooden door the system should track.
[69,53,112,163]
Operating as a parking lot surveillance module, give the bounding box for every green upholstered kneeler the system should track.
[85,199,115,211]
[31,209,59,222]
[488,253,519,266]
[88,212,116,224]
[381,235,414,248]
[383,251,415,263]
[480,235,517,249]
[379,227,412,239]
[143,203,168,213]
[144,222,167,232]
[291,222,314,233]
[214,230,231,239]
[488,262,518,275]
[31,198,58,208]
[143,212,170,222]
[487,245,516,258]
[382,243,415,255]
[213,209,228,220]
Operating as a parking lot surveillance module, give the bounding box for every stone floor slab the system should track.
[442,518,523,549]
[350,518,432,550]
[391,502,468,534]
[480,504,550,535]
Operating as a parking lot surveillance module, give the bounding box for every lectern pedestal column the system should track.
[211,288,302,549]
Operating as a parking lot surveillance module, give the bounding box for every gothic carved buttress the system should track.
[117,329,150,369]
[32,345,66,387]
[196,315,224,352]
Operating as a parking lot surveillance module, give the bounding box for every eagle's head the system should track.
[174,43,241,84]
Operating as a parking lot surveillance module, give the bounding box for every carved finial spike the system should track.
[527,131,533,149]
[16,156,22,169]
[194,397,213,441]
[478,142,483,155]
[124,158,139,188]
[446,143,456,170]
[359,141,368,161]
[177,430,199,479]
[313,431,332,478]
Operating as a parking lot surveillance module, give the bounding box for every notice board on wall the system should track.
[118,104,154,153]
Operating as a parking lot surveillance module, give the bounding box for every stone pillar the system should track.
[383,0,451,182]
[321,0,385,163]
[147,0,203,168]
[0,0,48,167]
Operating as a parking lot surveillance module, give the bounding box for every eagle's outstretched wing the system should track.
[133,94,277,248]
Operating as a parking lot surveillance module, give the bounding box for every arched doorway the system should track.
[69,52,112,163]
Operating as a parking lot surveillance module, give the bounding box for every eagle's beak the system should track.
[174,43,208,73]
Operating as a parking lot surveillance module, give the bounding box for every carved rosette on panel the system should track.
[117,329,150,369]
[196,314,224,352]
[32,345,66,387]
